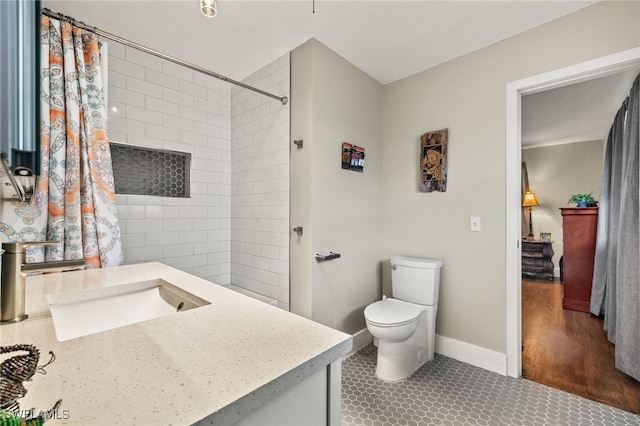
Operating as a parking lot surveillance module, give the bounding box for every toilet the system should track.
[364,256,442,382]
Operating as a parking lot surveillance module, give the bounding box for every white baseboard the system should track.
[350,328,507,376]
[350,328,373,355]
[435,334,507,376]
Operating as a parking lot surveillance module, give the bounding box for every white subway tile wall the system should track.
[108,42,290,307]
[231,54,291,310]
[109,40,232,284]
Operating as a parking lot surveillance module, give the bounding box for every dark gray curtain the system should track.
[590,101,626,325]
[591,74,639,381]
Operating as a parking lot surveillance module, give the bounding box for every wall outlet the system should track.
[470,216,481,232]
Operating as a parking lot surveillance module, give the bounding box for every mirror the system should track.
[0,0,40,201]
[0,0,40,176]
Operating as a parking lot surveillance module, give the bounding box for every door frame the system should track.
[505,47,640,378]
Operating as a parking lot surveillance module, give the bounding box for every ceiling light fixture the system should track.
[201,0,217,17]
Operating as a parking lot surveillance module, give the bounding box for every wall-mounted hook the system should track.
[292,226,303,236]
[293,139,303,149]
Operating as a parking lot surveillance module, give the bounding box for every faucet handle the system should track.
[1,241,60,254]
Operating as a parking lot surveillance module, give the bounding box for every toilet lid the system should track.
[364,299,421,327]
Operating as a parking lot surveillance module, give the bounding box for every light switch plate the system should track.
[470,216,481,232]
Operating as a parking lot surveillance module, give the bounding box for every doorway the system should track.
[516,66,640,412]
[505,48,640,379]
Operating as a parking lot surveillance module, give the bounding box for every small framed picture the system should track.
[341,142,365,172]
[540,232,551,242]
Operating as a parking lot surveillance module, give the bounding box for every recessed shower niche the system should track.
[110,143,191,198]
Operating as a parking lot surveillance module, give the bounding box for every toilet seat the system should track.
[364,299,421,327]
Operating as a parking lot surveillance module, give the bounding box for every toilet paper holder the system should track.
[315,252,341,262]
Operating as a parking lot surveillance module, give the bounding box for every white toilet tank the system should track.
[391,256,442,305]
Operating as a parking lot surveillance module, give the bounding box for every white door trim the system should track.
[505,47,640,378]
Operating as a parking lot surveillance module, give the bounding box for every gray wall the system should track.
[290,39,384,334]
[381,1,639,353]
[523,140,605,272]
[289,2,638,354]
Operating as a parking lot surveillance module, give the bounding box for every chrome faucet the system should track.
[0,241,85,323]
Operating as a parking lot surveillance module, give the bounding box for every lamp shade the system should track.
[522,191,539,207]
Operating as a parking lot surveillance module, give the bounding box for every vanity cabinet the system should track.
[560,207,598,312]
[0,263,351,426]
[522,241,554,280]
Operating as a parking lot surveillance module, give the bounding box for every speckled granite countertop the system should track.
[0,262,352,425]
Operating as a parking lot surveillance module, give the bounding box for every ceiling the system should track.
[522,68,639,148]
[43,0,599,85]
[42,0,637,147]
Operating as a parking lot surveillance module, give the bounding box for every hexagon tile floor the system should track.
[342,344,640,425]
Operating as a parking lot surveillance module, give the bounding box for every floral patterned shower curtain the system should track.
[0,16,122,268]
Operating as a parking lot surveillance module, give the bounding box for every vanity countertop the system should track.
[0,262,352,425]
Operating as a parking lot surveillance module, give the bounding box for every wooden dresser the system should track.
[560,207,599,312]
[522,240,554,281]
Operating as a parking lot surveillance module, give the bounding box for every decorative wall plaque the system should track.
[419,128,448,192]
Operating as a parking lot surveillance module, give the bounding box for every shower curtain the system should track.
[0,16,122,268]
[590,74,639,381]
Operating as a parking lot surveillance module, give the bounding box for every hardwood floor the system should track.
[522,277,640,414]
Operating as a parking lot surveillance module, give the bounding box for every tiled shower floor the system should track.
[342,344,640,425]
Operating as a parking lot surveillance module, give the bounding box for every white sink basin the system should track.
[48,279,210,341]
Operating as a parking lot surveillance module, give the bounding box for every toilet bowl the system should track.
[365,298,436,382]
[364,256,442,382]
[365,298,420,342]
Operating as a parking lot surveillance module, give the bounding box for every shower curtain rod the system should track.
[41,8,288,106]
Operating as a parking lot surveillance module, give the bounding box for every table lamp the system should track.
[523,191,539,240]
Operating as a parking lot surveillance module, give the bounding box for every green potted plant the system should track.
[568,192,598,208]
